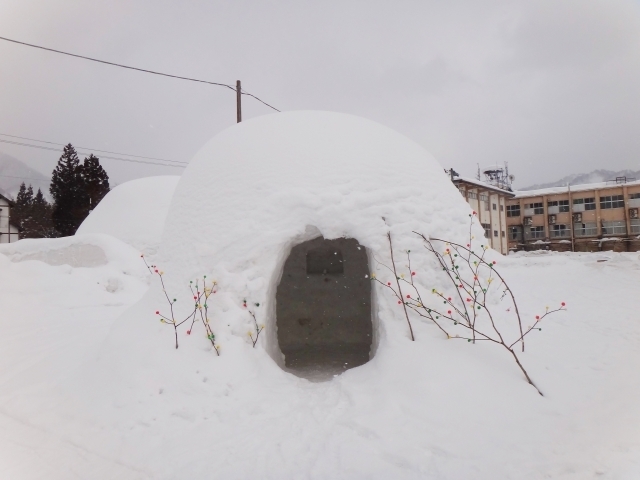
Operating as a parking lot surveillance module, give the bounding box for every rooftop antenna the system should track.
[476,163,481,181]
[481,162,513,191]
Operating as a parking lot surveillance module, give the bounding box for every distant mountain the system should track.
[0,152,50,200]
[520,169,640,191]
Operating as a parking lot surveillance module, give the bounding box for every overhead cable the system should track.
[0,138,185,168]
[0,35,280,112]
[0,133,186,165]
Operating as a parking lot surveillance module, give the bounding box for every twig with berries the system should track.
[187,276,220,355]
[371,216,566,396]
[142,255,220,353]
[245,301,264,348]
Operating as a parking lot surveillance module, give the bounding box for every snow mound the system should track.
[77,175,180,255]
[158,110,480,361]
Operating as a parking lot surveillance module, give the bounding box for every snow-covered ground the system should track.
[1,242,639,479]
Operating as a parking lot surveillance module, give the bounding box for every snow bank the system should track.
[76,175,180,255]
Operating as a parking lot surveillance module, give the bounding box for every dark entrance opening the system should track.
[276,237,372,381]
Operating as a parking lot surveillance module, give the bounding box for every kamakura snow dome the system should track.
[158,111,480,377]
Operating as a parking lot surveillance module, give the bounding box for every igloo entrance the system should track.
[276,237,372,381]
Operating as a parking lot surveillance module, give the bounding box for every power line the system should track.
[0,133,185,165]
[0,138,185,168]
[240,87,281,113]
[0,35,280,113]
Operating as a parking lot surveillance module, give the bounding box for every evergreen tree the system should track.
[81,154,110,211]
[50,144,89,236]
[25,189,57,238]
[15,182,33,208]
[12,182,34,233]
[12,184,57,238]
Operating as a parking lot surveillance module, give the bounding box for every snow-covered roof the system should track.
[0,190,14,204]
[452,175,515,196]
[513,179,640,198]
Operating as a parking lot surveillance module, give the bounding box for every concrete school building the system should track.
[505,178,640,252]
[0,192,20,244]
[451,172,514,255]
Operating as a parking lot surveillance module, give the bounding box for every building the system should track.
[0,192,20,243]
[505,177,640,252]
[450,168,515,255]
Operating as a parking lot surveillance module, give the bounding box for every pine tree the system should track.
[50,144,89,236]
[12,182,34,233]
[15,182,33,208]
[81,154,110,211]
[24,189,57,238]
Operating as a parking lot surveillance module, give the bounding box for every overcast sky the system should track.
[1,0,639,188]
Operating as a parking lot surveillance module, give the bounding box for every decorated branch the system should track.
[142,255,220,354]
[241,298,264,347]
[374,213,566,396]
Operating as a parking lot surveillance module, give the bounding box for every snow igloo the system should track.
[158,111,476,380]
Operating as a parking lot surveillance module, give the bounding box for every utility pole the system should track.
[236,80,242,123]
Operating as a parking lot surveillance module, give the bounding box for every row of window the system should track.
[508,219,640,240]
[508,193,640,217]
[458,189,508,212]
[482,223,506,238]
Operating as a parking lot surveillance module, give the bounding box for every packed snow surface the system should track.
[1,112,639,478]
[1,247,640,478]
[77,175,180,255]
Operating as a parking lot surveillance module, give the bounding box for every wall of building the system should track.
[0,198,19,244]
[455,182,511,255]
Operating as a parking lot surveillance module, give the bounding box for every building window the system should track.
[501,230,505,237]
[600,195,624,209]
[500,204,504,212]
[506,205,520,217]
[525,226,545,239]
[484,201,490,211]
[573,198,596,210]
[574,223,597,237]
[525,202,544,215]
[551,224,569,237]
[493,230,498,237]
[601,220,626,235]
[479,194,488,202]
[468,192,478,199]
[492,203,497,210]
[631,219,640,234]
[482,223,491,239]
[630,193,640,199]
[549,199,571,212]
[549,200,569,213]
[509,226,523,241]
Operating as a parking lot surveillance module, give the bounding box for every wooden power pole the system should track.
[236,80,242,123]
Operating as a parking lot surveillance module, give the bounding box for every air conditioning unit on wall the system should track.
[523,217,533,226]
[548,214,557,224]
[630,208,639,219]
[573,213,582,223]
